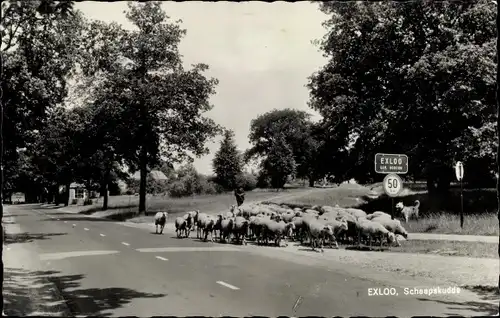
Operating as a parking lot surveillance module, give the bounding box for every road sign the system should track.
[375,153,408,174]
[383,173,403,197]
[455,161,464,181]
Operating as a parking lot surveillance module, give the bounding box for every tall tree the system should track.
[81,2,221,214]
[1,0,83,199]
[246,108,318,185]
[261,135,296,190]
[212,129,243,190]
[308,1,496,190]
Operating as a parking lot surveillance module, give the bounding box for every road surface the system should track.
[3,204,498,317]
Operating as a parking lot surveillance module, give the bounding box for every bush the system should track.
[235,173,257,191]
[168,180,188,198]
[256,172,271,188]
[83,198,93,205]
[71,198,78,205]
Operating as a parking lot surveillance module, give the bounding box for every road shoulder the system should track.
[3,210,70,316]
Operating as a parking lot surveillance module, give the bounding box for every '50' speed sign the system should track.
[383,173,403,197]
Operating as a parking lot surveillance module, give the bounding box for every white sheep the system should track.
[175,216,188,238]
[357,219,397,247]
[213,214,224,240]
[345,208,367,219]
[280,212,295,223]
[366,211,392,220]
[232,216,249,245]
[370,217,408,244]
[322,218,349,239]
[291,216,306,242]
[154,212,168,234]
[220,218,234,243]
[198,215,216,242]
[304,219,337,252]
[395,200,420,222]
[196,212,209,239]
[183,211,197,232]
[261,220,295,247]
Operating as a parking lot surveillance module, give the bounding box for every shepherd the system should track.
[234,187,245,207]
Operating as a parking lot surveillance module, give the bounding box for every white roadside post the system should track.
[455,161,464,228]
[383,173,404,220]
[375,153,409,220]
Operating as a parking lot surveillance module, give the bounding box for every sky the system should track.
[74,1,329,175]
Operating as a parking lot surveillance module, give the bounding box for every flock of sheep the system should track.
[154,200,420,252]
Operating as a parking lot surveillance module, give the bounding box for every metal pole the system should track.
[391,198,394,220]
[460,178,464,228]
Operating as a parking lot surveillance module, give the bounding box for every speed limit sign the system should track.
[383,173,403,197]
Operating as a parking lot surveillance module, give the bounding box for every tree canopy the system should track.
[308,0,497,190]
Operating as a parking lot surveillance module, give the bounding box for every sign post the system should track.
[383,173,404,219]
[375,153,408,220]
[455,161,464,228]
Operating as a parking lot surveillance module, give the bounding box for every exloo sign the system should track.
[374,153,408,174]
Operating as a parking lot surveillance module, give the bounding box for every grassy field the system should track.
[64,187,311,221]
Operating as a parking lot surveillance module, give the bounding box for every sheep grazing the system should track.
[322,218,348,239]
[357,219,397,247]
[395,200,420,223]
[371,217,408,244]
[175,217,189,238]
[154,212,168,234]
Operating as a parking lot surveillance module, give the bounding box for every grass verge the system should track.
[391,239,497,259]
[404,212,498,236]
[274,184,499,236]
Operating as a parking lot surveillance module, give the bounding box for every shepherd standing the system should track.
[234,187,245,207]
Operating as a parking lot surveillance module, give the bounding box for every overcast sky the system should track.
[75,1,329,175]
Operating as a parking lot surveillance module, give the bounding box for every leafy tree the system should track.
[308,1,497,191]
[80,2,221,213]
[261,136,297,189]
[246,108,318,186]
[212,129,243,190]
[1,0,83,201]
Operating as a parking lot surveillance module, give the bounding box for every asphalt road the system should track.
[3,204,498,317]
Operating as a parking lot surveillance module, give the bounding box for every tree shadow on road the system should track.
[415,284,499,316]
[417,293,498,316]
[4,267,167,317]
[4,232,68,245]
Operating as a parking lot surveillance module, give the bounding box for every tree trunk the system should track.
[54,184,60,205]
[496,0,500,305]
[139,145,148,214]
[102,168,110,211]
[64,182,70,206]
[308,175,315,188]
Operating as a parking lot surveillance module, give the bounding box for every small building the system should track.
[68,182,88,202]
